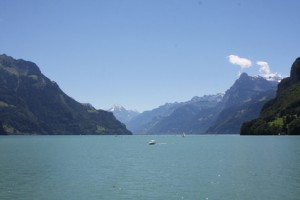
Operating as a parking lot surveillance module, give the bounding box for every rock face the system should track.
[241,57,300,135]
[0,54,132,135]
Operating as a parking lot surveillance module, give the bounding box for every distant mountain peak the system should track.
[239,72,249,78]
[261,74,283,82]
[239,73,261,81]
[108,105,140,124]
[239,72,282,83]
[108,104,125,112]
[220,72,279,111]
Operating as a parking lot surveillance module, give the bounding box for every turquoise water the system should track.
[0,135,299,200]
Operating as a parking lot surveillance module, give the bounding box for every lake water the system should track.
[0,135,299,200]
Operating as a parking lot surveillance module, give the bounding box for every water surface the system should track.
[0,135,299,200]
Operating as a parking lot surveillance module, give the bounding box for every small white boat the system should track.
[182,132,186,137]
[148,140,156,145]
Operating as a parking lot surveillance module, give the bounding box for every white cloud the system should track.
[256,61,271,75]
[228,55,252,69]
[256,61,282,81]
[227,54,283,81]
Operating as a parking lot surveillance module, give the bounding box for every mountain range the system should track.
[0,54,132,135]
[115,73,278,134]
[241,57,300,135]
[2,53,295,135]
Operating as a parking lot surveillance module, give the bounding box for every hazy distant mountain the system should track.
[127,94,223,134]
[127,102,184,134]
[144,94,224,134]
[241,57,300,135]
[108,105,140,124]
[0,54,131,135]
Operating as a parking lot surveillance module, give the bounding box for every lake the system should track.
[0,135,299,200]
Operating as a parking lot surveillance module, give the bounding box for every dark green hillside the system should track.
[0,121,5,135]
[0,54,131,135]
[241,57,300,135]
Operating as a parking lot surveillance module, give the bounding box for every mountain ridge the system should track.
[0,54,132,135]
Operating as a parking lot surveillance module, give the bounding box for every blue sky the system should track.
[1,0,300,112]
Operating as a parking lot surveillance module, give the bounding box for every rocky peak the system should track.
[220,73,278,110]
[290,57,300,79]
[239,72,250,80]
[278,57,300,94]
[0,54,41,76]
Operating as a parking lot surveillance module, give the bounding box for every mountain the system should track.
[108,105,140,124]
[207,73,278,134]
[127,94,223,134]
[217,73,278,111]
[0,54,132,135]
[148,73,278,135]
[144,94,224,134]
[241,57,300,135]
[127,102,184,134]
[207,90,276,134]
[127,73,278,135]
